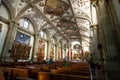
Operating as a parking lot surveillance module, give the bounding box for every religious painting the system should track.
[15,31,31,45]
[73,53,81,60]
[0,23,2,32]
[58,49,61,60]
[44,0,69,16]
[10,42,31,61]
[85,51,91,61]
[37,39,45,62]
[50,48,54,59]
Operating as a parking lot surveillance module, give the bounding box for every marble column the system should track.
[95,1,119,61]
[1,21,18,62]
[90,24,100,61]
[107,1,120,54]
[95,1,120,80]
[32,32,39,62]
[46,40,50,60]
[54,44,57,60]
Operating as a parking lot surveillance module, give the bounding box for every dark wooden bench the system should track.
[38,72,91,80]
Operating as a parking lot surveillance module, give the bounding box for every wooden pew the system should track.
[51,68,90,76]
[38,72,91,80]
[0,73,5,80]
[12,68,28,78]
[4,68,29,80]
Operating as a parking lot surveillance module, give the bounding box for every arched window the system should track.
[40,31,47,39]
[51,38,55,44]
[23,19,29,29]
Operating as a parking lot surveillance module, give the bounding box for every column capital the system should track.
[90,24,98,29]
[8,20,19,27]
[90,0,104,7]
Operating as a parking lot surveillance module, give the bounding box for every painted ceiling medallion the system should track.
[44,0,69,16]
[39,2,45,7]
[57,18,75,28]
[64,29,75,34]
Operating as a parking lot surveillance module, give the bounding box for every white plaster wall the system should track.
[0,5,9,19]
[112,0,120,23]
[0,22,8,55]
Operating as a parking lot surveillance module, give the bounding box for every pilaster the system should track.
[90,24,100,61]
[45,40,49,60]
[94,1,120,80]
[32,32,39,62]
[1,21,18,62]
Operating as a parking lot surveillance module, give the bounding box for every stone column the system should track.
[46,40,50,60]
[90,24,100,61]
[1,21,18,62]
[96,1,120,80]
[47,40,51,60]
[32,32,39,62]
[107,1,120,54]
[54,44,57,60]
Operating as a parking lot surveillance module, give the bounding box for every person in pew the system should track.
[90,61,96,75]
[42,60,47,64]
[63,60,69,66]
[48,58,53,64]
[3,71,9,80]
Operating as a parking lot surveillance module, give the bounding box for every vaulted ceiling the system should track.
[8,0,93,47]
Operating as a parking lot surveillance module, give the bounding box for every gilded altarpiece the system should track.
[37,40,45,62]
[58,48,62,60]
[58,49,61,60]
[10,31,31,61]
[10,42,31,61]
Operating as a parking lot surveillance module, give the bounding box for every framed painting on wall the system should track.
[15,31,31,45]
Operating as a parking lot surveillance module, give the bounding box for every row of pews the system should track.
[0,61,92,80]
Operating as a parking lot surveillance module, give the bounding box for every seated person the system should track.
[63,60,68,66]
[42,60,47,64]
[48,58,53,64]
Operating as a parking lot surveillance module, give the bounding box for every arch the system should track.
[18,15,38,34]
[0,4,9,20]
[40,28,50,40]
[39,30,47,40]
[1,0,15,20]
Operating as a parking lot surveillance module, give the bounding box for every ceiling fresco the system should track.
[44,0,69,16]
[8,0,94,47]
